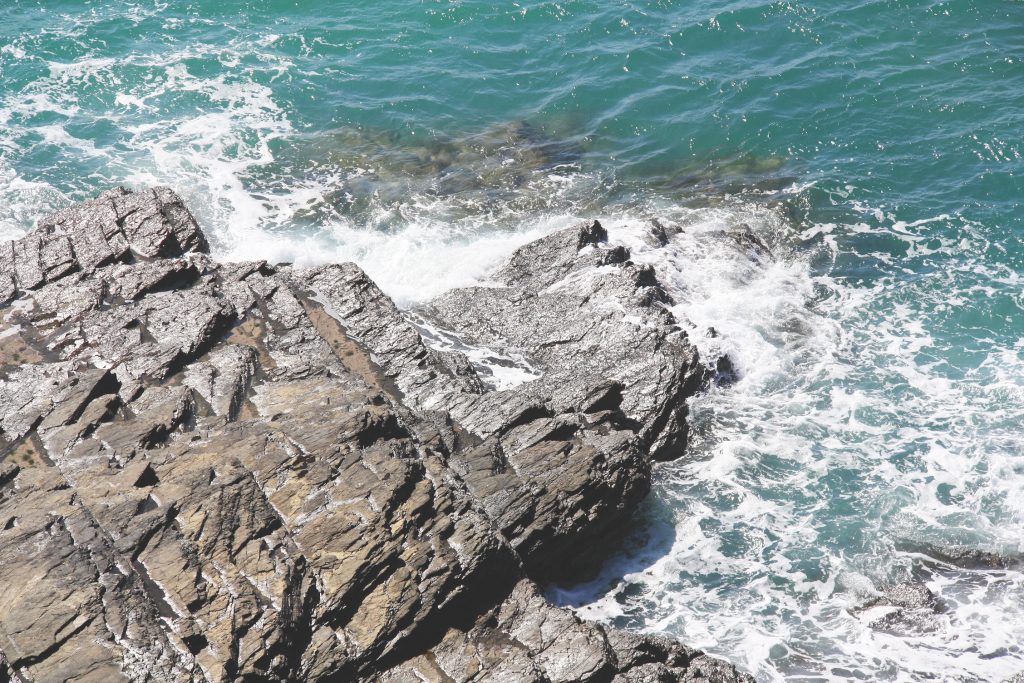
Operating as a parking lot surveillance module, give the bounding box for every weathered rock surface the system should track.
[0,188,751,682]
[853,581,948,637]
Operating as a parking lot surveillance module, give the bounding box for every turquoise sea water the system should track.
[1,1,1023,680]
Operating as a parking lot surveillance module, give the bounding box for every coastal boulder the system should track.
[0,188,749,683]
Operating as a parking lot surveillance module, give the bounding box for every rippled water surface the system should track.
[2,1,1023,680]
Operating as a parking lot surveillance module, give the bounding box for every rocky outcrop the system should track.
[0,188,751,682]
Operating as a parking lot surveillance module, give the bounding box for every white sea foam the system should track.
[0,22,296,245]
[547,202,1024,682]
[0,161,67,241]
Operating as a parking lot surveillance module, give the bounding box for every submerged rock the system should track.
[895,539,1023,570]
[282,121,589,226]
[0,188,750,682]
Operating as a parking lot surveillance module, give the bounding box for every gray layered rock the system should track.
[0,188,751,683]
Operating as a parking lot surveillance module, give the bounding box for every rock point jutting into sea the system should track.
[0,187,753,682]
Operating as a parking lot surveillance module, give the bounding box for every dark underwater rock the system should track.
[895,539,1023,570]
[0,188,751,682]
[281,121,587,224]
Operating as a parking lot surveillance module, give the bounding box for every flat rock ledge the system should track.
[0,187,752,683]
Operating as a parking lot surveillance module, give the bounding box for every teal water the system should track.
[2,1,1023,680]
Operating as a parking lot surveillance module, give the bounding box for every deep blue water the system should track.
[2,1,1023,680]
